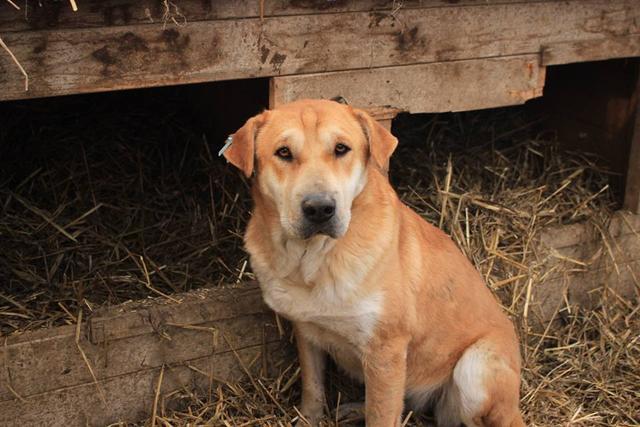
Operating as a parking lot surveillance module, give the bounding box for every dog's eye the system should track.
[334,143,351,157]
[275,146,293,161]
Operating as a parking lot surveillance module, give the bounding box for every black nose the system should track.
[302,194,336,224]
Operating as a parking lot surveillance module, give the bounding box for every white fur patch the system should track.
[253,232,383,350]
[452,344,490,425]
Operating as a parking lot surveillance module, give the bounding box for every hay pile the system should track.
[1,94,637,425]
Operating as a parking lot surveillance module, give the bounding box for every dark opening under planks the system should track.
[270,55,545,113]
[0,0,639,101]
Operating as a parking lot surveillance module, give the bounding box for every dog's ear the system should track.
[353,109,398,173]
[224,112,268,178]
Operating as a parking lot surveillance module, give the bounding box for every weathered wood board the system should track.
[0,0,557,33]
[1,0,639,101]
[0,283,292,426]
[531,211,640,321]
[0,342,290,427]
[271,55,545,113]
[542,35,640,66]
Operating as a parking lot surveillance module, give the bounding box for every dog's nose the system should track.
[302,194,336,224]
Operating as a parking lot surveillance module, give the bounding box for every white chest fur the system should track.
[252,235,383,350]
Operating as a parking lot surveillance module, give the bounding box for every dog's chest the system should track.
[264,279,382,349]
[263,282,381,346]
[255,238,382,349]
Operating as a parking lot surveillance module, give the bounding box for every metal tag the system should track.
[218,135,234,157]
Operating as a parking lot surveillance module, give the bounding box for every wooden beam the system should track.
[0,0,638,101]
[0,341,291,426]
[624,80,640,213]
[542,35,640,66]
[0,0,557,34]
[270,55,545,114]
[0,284,285,402]
[532,211,640,321]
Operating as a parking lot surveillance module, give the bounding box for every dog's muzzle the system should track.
[300,193,338,238]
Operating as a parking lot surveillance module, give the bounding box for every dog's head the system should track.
[224,99,397,240]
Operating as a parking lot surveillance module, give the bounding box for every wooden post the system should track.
[362,106,402,131]
[624,84,640,213]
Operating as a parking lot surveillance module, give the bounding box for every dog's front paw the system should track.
[294,403,324,427]
[294,413,321,427]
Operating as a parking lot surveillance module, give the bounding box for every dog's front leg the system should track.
[294,323,326,426]
[363,336,408,427]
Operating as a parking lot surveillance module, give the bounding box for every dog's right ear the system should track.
[223,112,268,178]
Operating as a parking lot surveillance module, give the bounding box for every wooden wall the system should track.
[1,0,639,104]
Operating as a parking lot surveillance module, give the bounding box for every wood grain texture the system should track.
[0,342,292,427]
[0,0,556,33]
[0,284,285,402]
[271,55,545,113]
[0,0,638,101]
[532,211,640,320]
[542,35,640,66]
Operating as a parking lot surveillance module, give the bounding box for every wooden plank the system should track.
[0,313,281,401]
[624,79,640,213]
[0,284,284,402]
[542,35,640,66]
[270,55,545,113]
[0,0,557,33]
[0,341,292,427]
[537,211,640,249]
[536,211,640,267]
[1,0,638,101]
[88,284,267,343]
[531,259,640,322]
[532,211,640,320]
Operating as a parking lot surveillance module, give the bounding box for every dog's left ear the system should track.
[224,112,268,178]
[353,109,398,173]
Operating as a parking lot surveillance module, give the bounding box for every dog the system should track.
[223,99,524,427]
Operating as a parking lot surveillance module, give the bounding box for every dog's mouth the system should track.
[300,220,340,240]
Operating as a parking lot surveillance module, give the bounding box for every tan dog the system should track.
[224,99,524,427]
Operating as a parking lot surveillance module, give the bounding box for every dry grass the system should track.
[1,96,637,426]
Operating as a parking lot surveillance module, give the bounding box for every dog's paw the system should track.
[294,415,320,427]
[294,406,323,427]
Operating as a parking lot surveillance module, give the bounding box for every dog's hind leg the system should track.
[443,339,523,427]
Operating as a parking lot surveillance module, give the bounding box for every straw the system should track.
[1,95,636,426]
